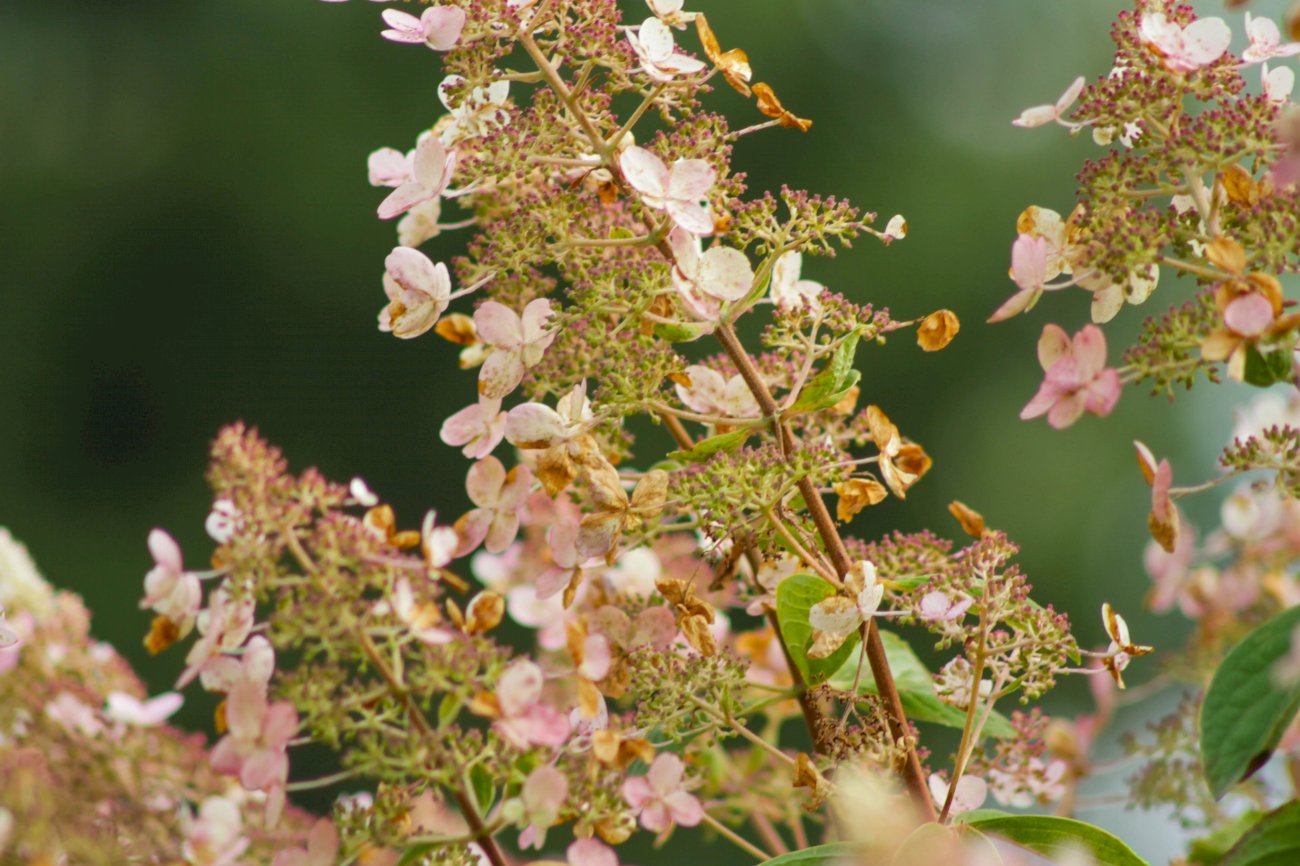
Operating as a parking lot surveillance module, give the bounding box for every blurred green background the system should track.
[0,0,1281,859]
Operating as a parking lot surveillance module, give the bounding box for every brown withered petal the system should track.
[598,181,619,206]
[916,309,960,351]
[444,598,465,630]
[214,699,228,735]
[1205,237,1246,275]
[895,443,932,482]
[695,14,753,96]
[1247,273,1285,315]
[793,753,832,809]
[467,691,501,718]
[562,568,584,609]
[833,478,888,522]
[630,470,669,518]
[831,383,860,416]
[578,678,602,719]
[364,504,397,538]
[464,591,504,635]
[594,814,636,845]
[144,615,181,655]
[592,729,621,764]
[390,530,421,550]
[1289,2,1300,41]
[565,620,588,663]
[865,405,898,450]
[583,456,630,513]
[752,82,813,132]
[1219,164,1258,207]
[1148,508,1180,554]
[577,511,623,562]
[947,501,986,538]
[681,614,717,656]
[434,313,478,346]
[1200,330,1238,363]
[668,371,693,388]
[536,446,578,497]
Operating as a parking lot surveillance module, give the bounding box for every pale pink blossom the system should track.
[928,773,988,814]
[398,198,446,247]
[627,18,706,82]
[1011,76,1085,128]
[918,590,973,623]
[45,692,103,737]
[442,395,508,459]
[647,0,694,29]
[769,251,825,313]
[182,796,249,866]
[578,633,611,681]
[457,456,534,555]
[518,765,568,850]
[176,588,257,688]
[379,6,466,51]
[140,529,202,633]
[378,247,452,339]
[567,838,627,866]
[205,499,240,544]
[988,233,1049,322]
[210,680,298,825]
[674,363,761,419]
[505,382,593,450]
[1138,13,1231,74]
[200,635,276,693]
[622,753,704,832]
[620,146,715,236]
[1020,324,1121,429]
[271,819,338,866]
[494,659,571,748]
[349,477,379,506]
[474,299,556,399]
[1243,13,1300,64]
[606,546,662,597]
[374,133,457,220]
[105,690,184,726]
[422,510,459,570]
[667,228,753,321]
[1264,63,1296,103]
[537,521,602,599]
[1224,292,1276,337]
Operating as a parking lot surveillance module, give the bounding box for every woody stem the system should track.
[713,322,937,821]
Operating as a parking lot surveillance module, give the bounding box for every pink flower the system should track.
[536,521,600,599]
[918,590,973,623]
[988,233,1049,323]
[457,456,534,555]
[183,796,249,866]
[442,395,508,459]
[200,634,276,693]
[928,773,988,815]
[1019,324,1121,429]
[271,819,338,866]
[373,133,457,220]
[1011,76,1085,128]
[674,363,760,419]
[210,680,298,825]
[493,659,571,748]
[379,6,466,51]
[1224,292,1275,338]
[378,247,452,339]
[1243,13,1300,64]
[140,529,201,633]
[518,764,568,849]
[667,228,754,321]
[105,690,184,726]
[176,588,256,688]
[620,146,715,236]
[474,299,556,399]
[1138,13,1231,74]
[622,753,704,832]
[627,18,706,82]
[422,510,459,570]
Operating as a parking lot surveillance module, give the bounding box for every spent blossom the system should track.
[492,659,571,749]
[456,456,534,555]
[474,299,556,399]
[441,395,508,459]
[378,247,452,339]
[209,680,298,824]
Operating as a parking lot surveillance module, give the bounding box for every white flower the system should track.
[1243,13,1300,65]
[349,478,379,507]
[1264,62,1296,104]
[627,18,706,82]
[438,76,511,144]
[1138,13,1231,74]
[667,228,753,321]
[105,691,184,726]
[0,528,53,620]
[1011,76,1085,128]
[619,146,715,236]
[769,251,825,313]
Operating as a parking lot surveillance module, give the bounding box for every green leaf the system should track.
[758,843,856,866]
[966,815,1149,866]
[1243,343,1295,388]
[468,763,495,816]
[1188,810,1266,865]
[1221,801,1300,866]
[828,631,1015,738]
[776,573,860,684]
[395,844,437,866]
[667,427,754,462]
[653,321,710,343]
[788,331,861,415]
[1200,604,1300,798]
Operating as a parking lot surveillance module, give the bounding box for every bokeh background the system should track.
[0,0,1286,860]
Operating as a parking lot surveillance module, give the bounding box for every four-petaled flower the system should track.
[620,146,715,236]
[441,395,508,459]
[1242,13,1300,64]
[209,680,298,825]
[1020,324,1121,429]
[668,228,753,320]
[379,6,466,52]
[475,299,556,399]
[627,18,706,82]
[371,133,457,221]
[456,456,534,555]
[1138,13,1231,74]
[379,247,452,339]
[674,364,760,419]
[622,753,704,833]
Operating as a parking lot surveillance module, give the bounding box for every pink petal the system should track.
[1011,104,1059,129]
[1010,234,1048,293]
[442,402,490,447]
[505,403,567,448]
[1225,293,1274,337]
[498,659,544,717]
[1082,368,1121,417]
[454,508,491,556]
[647,753,685,796]
[474,301,524,348]
[1181,17,1232,68]
[264,701,300,749]
[664,790,704,827]
[420,6,466,51]
[1046,393,1086,429]
[378,181,434,220]
[579,634,611,680]
[385,247,445,299]
[619,146,670,199]
[697,247,753,302]
[465,457,506,507]
[148,529,183,573]
[1054,76,1086,114]
[567,838,620,866]
[667,200,714,236]
[241,748,288,791]
[1152,459,1174,520]
[209,736,243,776]
[621,776,654,809]
[1019,380,1062,421]
[1070,324,1109,380]
[367,147,409,187]
[667,158,716,201]
[987,286,1035,323]
[485,510,521,554]
[633,607,677,650]
[306,819,339,866]
[638,801,672,833]
[518,704,571,747]
[520,298,555,343]
[478,349,526,400]
[226,681,268,741]
[411,134,453,193]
